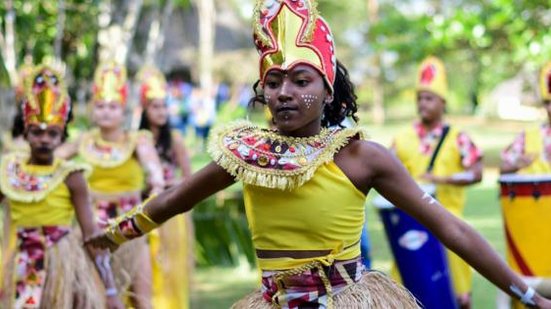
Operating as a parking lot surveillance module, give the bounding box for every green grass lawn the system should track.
[189,116,529,308]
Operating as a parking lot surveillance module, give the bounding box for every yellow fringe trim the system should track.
[78,129,152,168]
[207,121,368,191]
[0,152,91,203]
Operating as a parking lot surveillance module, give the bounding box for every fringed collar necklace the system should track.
[0,153,90,202]
[208,121,367,190]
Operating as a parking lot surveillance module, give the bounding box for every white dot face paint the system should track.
[300,94,318,110]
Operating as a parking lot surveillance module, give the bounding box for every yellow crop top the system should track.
[79,129,146,194]
[521,126,551,175]
[208,121,368,270]
[244,161,366,270]
[0,153,90,227]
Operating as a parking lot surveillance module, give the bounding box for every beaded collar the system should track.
[208,121,367,190]
[78,129,145,168]
[0,153,90,202]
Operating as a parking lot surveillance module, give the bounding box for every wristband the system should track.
[105,195,159,245]
[106,287,118,297]
[510,285,536,306]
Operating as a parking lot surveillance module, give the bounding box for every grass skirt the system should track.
[1,232,104,309]
[111,236,149,297]
[232,271,420,309]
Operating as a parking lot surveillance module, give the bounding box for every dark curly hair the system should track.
[139,110,173,163]
[11,104,25,139]
[249,60,359,128]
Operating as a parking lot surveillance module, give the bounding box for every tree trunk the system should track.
[118,0,143,64]
[0,0,18,86]
[196,0,216,94]
[54,0,66,62]
[146,0,174,66]
[96,0,143,64]
[367,0,385,125]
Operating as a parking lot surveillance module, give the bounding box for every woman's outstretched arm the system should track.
[145,162,235,222]
[362,141,550,308]
[85,161,235,251]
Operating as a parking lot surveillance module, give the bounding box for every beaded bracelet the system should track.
[105,196,159,245]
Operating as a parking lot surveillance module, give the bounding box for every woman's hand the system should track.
[84,232,120,252]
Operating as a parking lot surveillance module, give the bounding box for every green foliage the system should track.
[192,189,256,268]
[369,0,551,114]
[0,1,99,85]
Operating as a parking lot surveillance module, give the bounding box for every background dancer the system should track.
[0,65,122,309]
[137,65,193,309]
[56,61,164,308]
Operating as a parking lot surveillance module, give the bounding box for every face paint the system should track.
[300,94,318,109]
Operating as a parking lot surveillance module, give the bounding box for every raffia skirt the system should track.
[1,231,104,309]
[92,192,152,301]
[232,270,420,309]
[111,236,150,299]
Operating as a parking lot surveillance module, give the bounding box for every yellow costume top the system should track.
[208,121,368,270]
[0,153,90,228]
[78,128,148,194]
[392,123,481,216]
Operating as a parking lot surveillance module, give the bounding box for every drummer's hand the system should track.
[535,295,551,308]
[421,173,448,184]
[515,153,537,170]
[84,231,120,252]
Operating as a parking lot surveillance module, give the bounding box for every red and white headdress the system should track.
[22,65,71,128]
[253,0,337,93]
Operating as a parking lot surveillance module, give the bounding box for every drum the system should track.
[373,184,457,309]
[499,174,551,277]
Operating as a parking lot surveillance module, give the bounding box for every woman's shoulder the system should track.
[338,138,391,164]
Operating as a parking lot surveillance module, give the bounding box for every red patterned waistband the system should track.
[261,257,364,309]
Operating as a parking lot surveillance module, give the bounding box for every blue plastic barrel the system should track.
[373,188,457,309]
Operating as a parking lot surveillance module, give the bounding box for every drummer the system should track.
[500,62,551,175]
[499,62,551,301]
[391,56,483,308]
